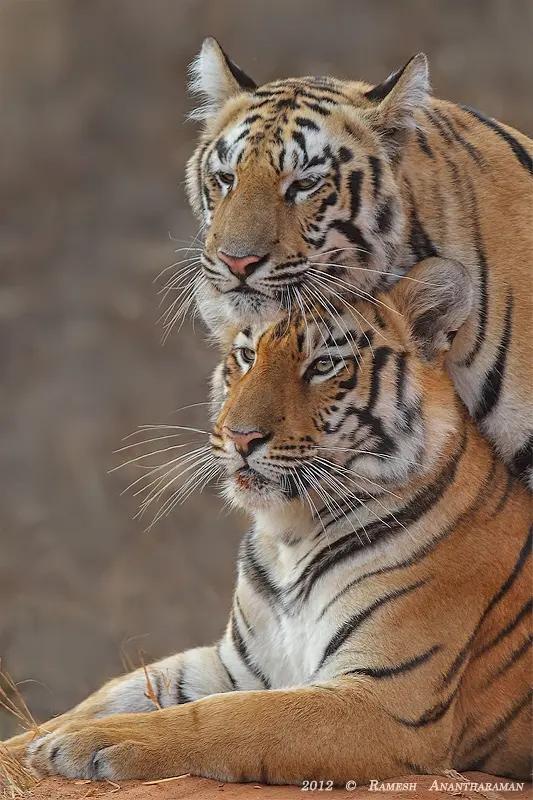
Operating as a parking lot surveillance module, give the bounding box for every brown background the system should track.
[1,0,532,737]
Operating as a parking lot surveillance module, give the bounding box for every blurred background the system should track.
[1,0,532,737]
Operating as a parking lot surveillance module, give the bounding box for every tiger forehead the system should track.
[212,80,367,167]
[240,306,390,360]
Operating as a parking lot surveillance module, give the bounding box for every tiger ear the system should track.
[188,37,257,121]
[392,257,473,361]
[363,54,430,153]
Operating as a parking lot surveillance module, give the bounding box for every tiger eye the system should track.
[291,175,321,192]
[216,171,234,186]
[240,347,256,364]
[313,358,333,374]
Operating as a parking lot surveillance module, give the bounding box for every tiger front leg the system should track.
[27,679,451,784]
[2,645,233,759]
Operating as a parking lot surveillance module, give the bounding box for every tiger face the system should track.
[186,39,429,330]
[210,258,473,516]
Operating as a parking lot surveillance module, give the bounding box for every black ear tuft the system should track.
[219,46,257,91]
[364,62,410,103]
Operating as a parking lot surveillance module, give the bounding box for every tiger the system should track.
[184,37,533,488]
[5,256,531,784]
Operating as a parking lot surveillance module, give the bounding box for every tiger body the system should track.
[186,40,533,485]
[8,259,531,783]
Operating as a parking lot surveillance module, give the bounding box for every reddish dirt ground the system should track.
[23,773,533,800]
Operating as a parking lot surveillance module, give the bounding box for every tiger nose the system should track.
[223,426,270,457]
[217,250,266,278]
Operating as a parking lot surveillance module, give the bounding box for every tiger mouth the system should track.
[234,466,270,490]
[225,285,263,295]
[223,283,302,303]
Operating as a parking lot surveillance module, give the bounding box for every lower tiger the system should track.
[4,258,531,784]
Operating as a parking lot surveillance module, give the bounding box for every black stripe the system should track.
[461,105,533,175]
[348,170,364,218]
[481,634,532,689]
[395,352,408,407]
[292,130,308,163]
[317,530,448,621]
[234,593,254,634]
[292,429,467,604]
[300,100,331,116]
[176,666,193,704]
[151,671,163,708]
[345,644,440,679]
[494,471,515,513]
[441,527,532,687]
[423,108,453,146]
[462,689,532,757]
[217,644,238,690]
[329,220,372,262]
[510,437,533,484]
[376,198,394,235]
[456,176,489,368]
[317,579,425,671]
[461,741,500,773]
[367,346,393,410]
[394,685,458,728]
[240,530,282,608]
[415,127,434,159]
[406,182,438,260]
[295,116,319,131]
[473,290,514,421]
[432,108,484,167]
[231,613,270,688]
[368,155,382,198]
[338,146,353,164]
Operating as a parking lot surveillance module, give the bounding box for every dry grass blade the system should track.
[140,653,162,711]
[0,665,39,737]
[0,745,37,799]
[143,773,190,785]
[0,665,40,798]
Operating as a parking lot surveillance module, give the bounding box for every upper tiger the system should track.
[185,38,533,486]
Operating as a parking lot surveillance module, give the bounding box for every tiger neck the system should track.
[248,410,499,591]
[252,408,473,554]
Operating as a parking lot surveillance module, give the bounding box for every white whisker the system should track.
[308,268,403,318]
[304,283,363,364]
[308,275,380,349]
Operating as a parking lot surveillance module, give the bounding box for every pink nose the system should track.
[218,250,264,277]
[223,427,268,457]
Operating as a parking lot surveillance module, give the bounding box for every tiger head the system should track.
[210,258,472,520]
[186,38,430,331]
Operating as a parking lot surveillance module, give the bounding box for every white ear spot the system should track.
[188,37,255,121]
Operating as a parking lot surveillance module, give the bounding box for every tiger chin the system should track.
[185,38,533,488]
[5,257,531,784]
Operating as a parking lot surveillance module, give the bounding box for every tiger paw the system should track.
[27,722,147,780]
